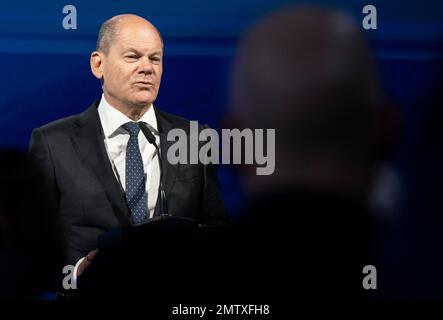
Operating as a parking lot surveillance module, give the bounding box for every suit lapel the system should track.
[71,101,131,227]
[155,107,178,206]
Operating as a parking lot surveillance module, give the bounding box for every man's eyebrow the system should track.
[122,47,142,54]
[122,48,162,56]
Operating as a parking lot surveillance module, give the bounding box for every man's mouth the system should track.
[134,81,154,87]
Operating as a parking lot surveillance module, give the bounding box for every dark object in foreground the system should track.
[77,215,231,299]
[77,191,374,300]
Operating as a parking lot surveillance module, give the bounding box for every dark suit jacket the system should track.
[29,100,226,265]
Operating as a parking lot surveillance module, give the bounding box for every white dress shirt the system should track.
[98,94,160,219]
[73,95,160,281]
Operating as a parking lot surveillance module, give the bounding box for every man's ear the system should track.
[90,51,104,79]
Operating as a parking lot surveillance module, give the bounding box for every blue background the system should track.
[1,0,443,298]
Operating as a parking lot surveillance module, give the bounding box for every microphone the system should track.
[139,122,168,217]
[139,123,156,145]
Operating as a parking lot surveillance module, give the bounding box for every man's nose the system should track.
[139,56,153,75]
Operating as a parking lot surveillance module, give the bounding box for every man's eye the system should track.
[125,55,138,60]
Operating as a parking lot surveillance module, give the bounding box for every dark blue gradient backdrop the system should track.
[1,0,442,298]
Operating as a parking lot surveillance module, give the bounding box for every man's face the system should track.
[101,22,163,108]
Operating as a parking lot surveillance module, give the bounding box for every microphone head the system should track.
[139,122,156,144]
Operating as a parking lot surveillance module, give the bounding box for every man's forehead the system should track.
[116,30,163,50]
[118,39,163,52]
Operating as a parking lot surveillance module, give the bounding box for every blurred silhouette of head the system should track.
[229,6,387,201]
[0,150,64,298]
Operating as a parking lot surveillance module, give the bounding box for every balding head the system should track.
[96,14,163,56]
[230,6,387,197]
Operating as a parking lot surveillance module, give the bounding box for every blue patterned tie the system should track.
[123,122,147,225]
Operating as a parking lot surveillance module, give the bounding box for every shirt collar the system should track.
[97,94,158,138]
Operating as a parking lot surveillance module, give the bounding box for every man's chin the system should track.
[130,98,155,108]
[131,93,156,108]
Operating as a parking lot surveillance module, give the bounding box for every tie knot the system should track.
[123,122,140,137]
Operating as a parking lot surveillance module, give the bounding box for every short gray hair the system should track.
[96,17,120,55]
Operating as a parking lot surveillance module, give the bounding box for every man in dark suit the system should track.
[29,14,226,281]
